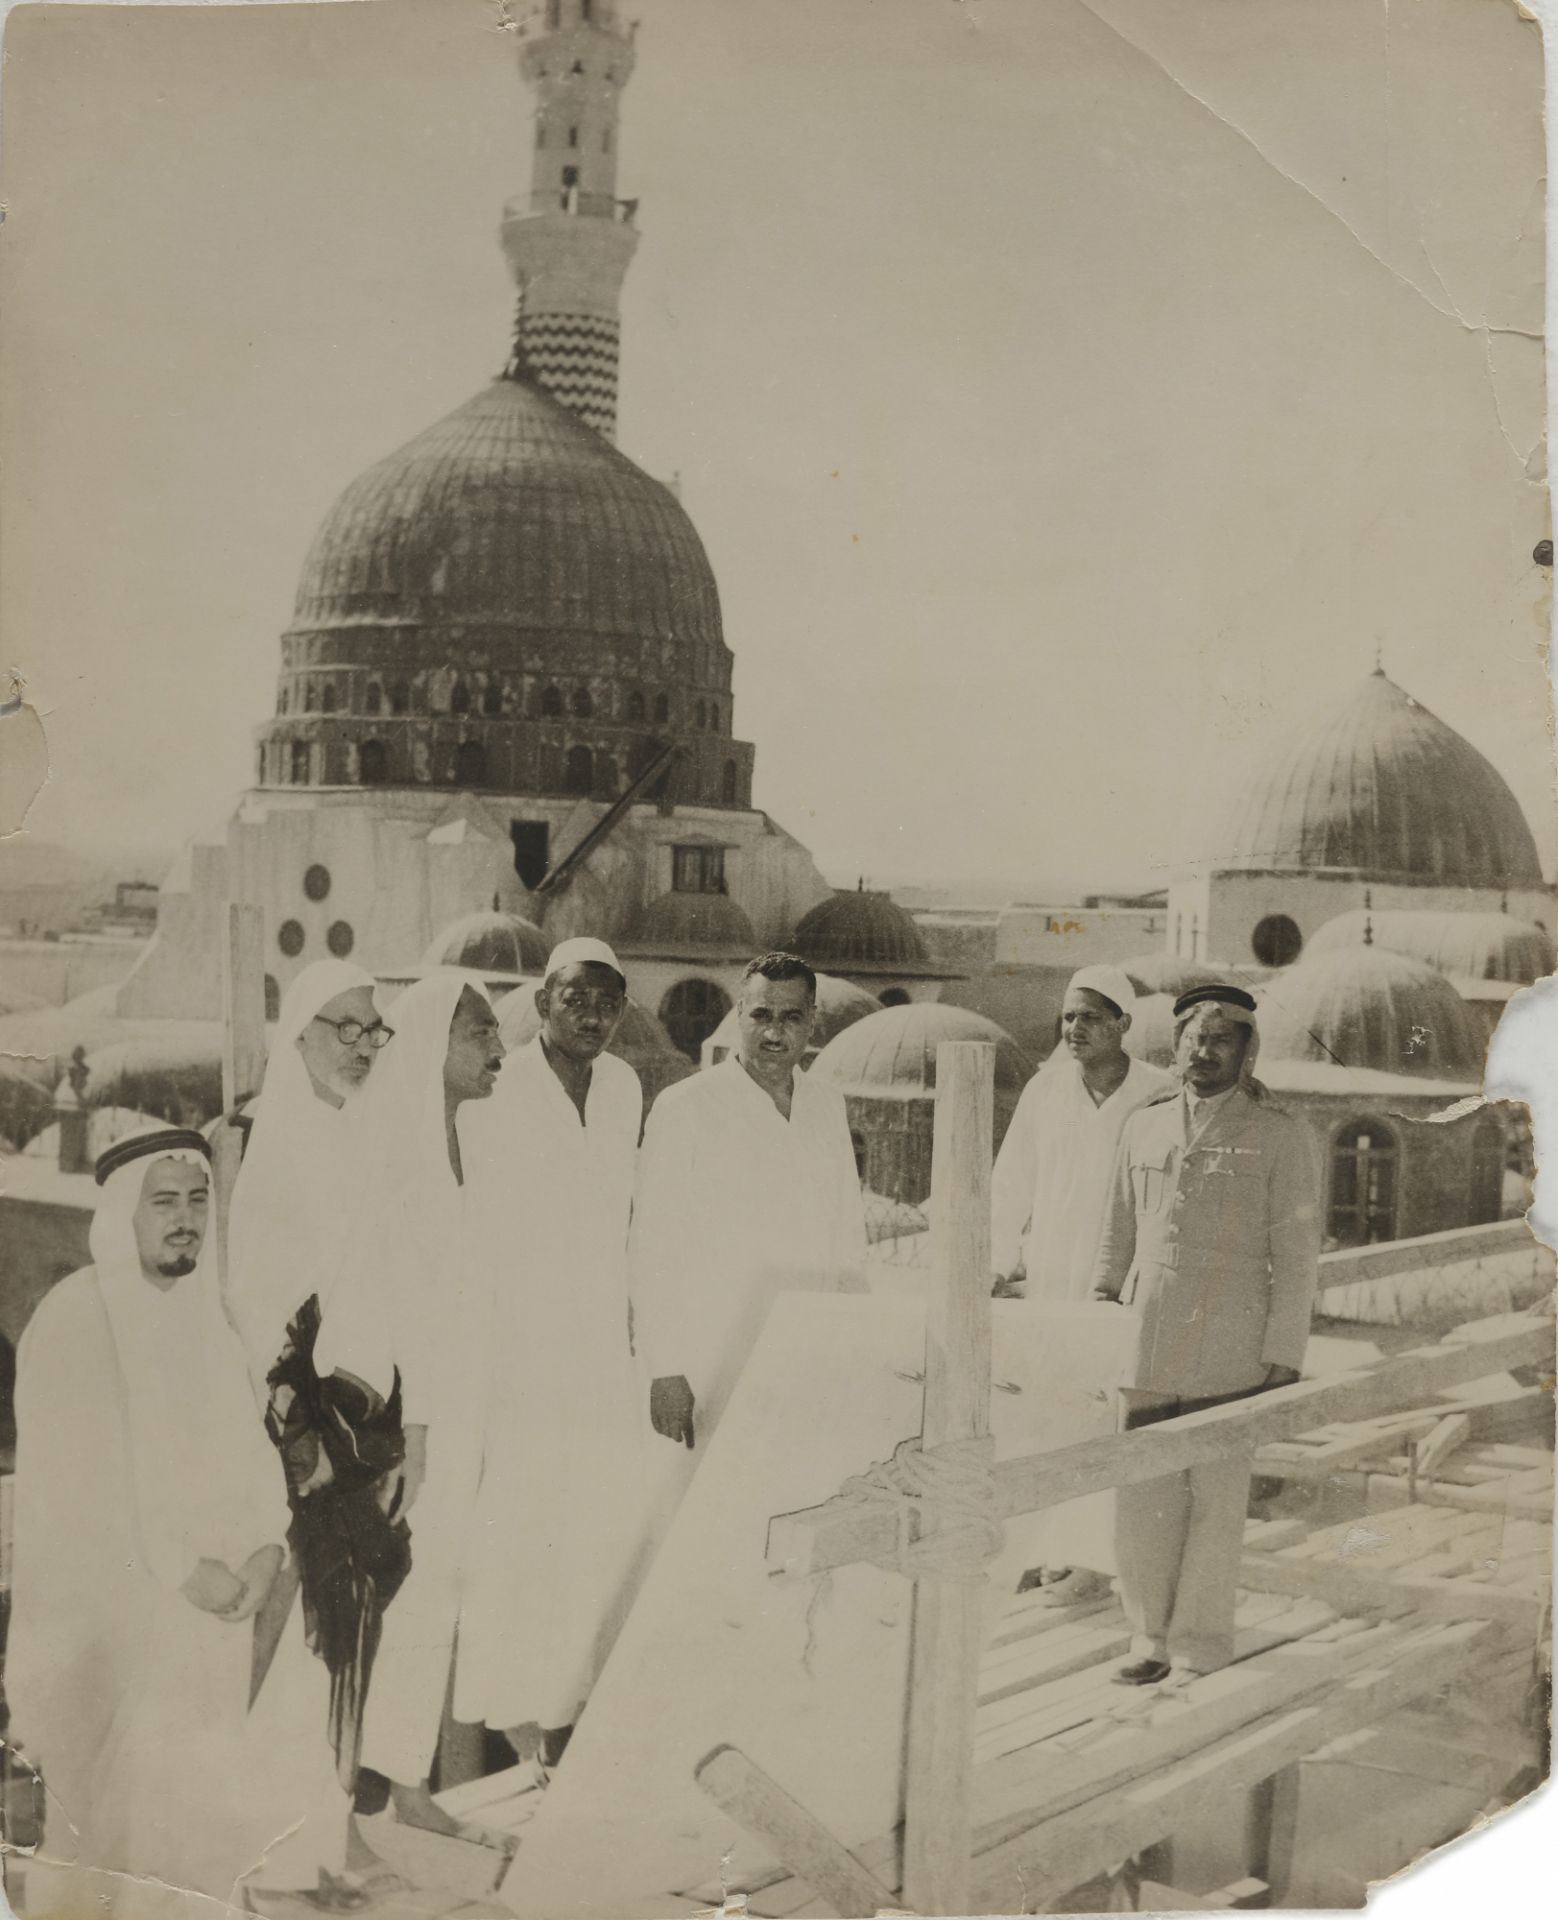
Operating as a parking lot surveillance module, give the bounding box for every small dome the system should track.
[420,911,549,976]
[1120,954,1240,999]
[791,889,935,975]
[701,971,880,1065]
[1189,671,1543,888]
[1123,993,1178,1067]
[1257,945,1484,1080]
[633,890,756,954]
[810,1003,1032,1101]
[1306,910,1554,986]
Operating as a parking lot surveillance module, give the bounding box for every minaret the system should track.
[502,0,639,439]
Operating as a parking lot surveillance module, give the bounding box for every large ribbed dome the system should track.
[632,890,756,953]
[258,375,756,811]
[1306,910,1554,985]
[810,1004,1033,1101]
[1192,671,1542,888]
[294,378,721,639]
[420,910,549,976]
[791,889,940,977]
[1257,945,1484,1080]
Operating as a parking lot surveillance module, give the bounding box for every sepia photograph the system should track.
[0,0,1553,1915]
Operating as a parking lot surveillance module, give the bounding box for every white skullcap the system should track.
[546,936,626,983]
[1067,964,1135,1019]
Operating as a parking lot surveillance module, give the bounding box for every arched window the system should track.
[278,685,290,715]
[321,682,337,715]
[456,739,487,788]
[721,760,738,804]
[263,974,281,1023]
[565,744,593,794]
[572,686,594,718]
[451,679,471,716]
[660,978,732,1062]
[1470,1115,1505,1224]
[541,685,564,718]
[879,987,912,1008]
[627,689,646,723]
[482,679,503,717]
[595,753,618,795]
[708,704,720,732]
[391,681,411,715]
[365,682,382,716]
[290,740,310,784]
[359,739,388,785]
[1328,1118,1398,1248]
[695,700,707,730]
[1252,914,1303,968]
[654,693,670,725]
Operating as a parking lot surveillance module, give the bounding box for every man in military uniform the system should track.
[1092,984,1320,1685]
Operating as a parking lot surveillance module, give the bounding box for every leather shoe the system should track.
[1112,1657,1171,1687]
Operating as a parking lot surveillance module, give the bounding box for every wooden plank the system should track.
[968,1610,1402,1846]
[1246,1763,1301,1904]
[768,1317,1555,1579]
[1136,1876,1268,1911]
[901,1040,994,1920]
[1417,1413,1473,1478]
[694,1746,899,1920]
[1315,1219,1538,1288]
[1236,1551,1543,1630]
[968,1620,1499,1913]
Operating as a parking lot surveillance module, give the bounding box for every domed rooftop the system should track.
[790,888,944,977]
[420,910,549,976]
[701,971,880,1065]
[1120,954,1241,999]
[810,1003,1033,1101]
[1256,945,1484,1081]
[1123,992,1178,1068]
[292,378,722,644]
[631,890,756,954]
[1190,671,1542,889]
[1305,910,1554,986]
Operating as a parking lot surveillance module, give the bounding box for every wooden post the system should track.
[901,1040,994,1917]
[213,901,267,1308]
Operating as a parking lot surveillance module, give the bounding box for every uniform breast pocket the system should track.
[1130,1151,1174,1215]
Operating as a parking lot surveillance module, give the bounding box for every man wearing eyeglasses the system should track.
[461,938,647,1782]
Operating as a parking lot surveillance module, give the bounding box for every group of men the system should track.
[6,943,867,1916]
[5,941,1321,1915]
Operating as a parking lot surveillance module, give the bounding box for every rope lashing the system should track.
[837,1434,1005,1583]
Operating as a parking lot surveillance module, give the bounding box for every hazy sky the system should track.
[2,0,1552,895]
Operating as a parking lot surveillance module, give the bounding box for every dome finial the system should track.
[1500,888,1510,915]
[1372,636,1385,676]
[1363,888,1374,946]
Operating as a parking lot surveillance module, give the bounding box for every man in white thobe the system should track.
[7,1128,346,1919]
[313,972,507,1843]
[461,937,647,1777]
[630,952,867,1509]
[989,965,1171,1601]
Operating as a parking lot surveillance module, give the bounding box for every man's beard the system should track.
[156,1253,198,1278]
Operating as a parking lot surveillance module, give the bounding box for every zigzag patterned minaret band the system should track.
[502,0,639,440]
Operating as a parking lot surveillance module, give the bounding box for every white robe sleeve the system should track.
[823,1092,869,1288]
[628,1093,703,1385]
[6,1279,150,1776]
[990,1076,1040,1279]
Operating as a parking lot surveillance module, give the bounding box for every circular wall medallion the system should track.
[1251,913,1303,968]
[327,920,355,958]
[304,863,332,902]
[278,919,305,958]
